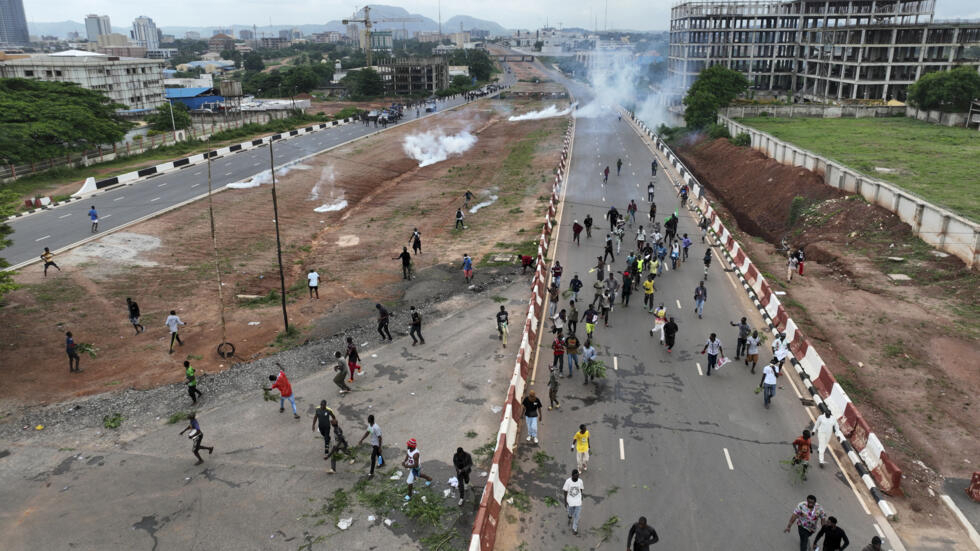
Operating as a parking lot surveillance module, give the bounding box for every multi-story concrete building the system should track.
[84,14,111,43]
[0,0,30,47]
[669,0,980,102]
[131,16,159,50]
[0,50,165,109]
[208,33,235,53]
[376,56,449,95]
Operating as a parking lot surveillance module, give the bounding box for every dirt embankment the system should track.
[676,136,980,545]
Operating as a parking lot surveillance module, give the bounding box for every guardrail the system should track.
[627,111,901,519]
[720,114,979,269]
[468,118,574,551]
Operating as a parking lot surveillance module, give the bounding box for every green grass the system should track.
[167,412,190,424]
[738,116,980,221]
[102,413,124,429]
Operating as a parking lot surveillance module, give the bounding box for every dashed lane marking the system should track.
[35,235,50,242]
[619,438,625,460]
[696,362,703,376]
[58,213,72,219]
[723,448,734,470]
[150,197,160,202]
[613,356,618,371]
[676,299,682,309]
[113,196,125,201]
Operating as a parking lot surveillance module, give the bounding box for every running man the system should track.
[307,269,320,299]
[395,247,413,279]
[571,424,590,471]
[455,208,465,229]
[357,415,384,476]
[760,357,780,408]
[65,331,81,373]
[663,317,678,352]
[264,365,300,419]
[88,205,99,233]
[792,429,813,480]
[41,247,60,277]
[647,181,655,202]
[812,410,838,467]
[184,360,202,404]
[584,214,593,238]
[496,305,509,346]
[681,233,692,262]
[312,400,337,459]
[165,310,185,353]
[409,306,424,345]
[572,219,583,246]
[462,253,474,283]
[784,494,826,550]
[745,330,761,372]
[521,390,543,443]
[730,317,750,360]
[126,297,144,334]
[701,333,723,376]
[332,351,351,393]
[603,166,609,183]
[326,417,350,474]
[409,228,422,254]
[694,281,707,319]
[453,447,473,506]
[345,337,362,382]
[402,438,433,500]
[375,303,393,341]
[548,366,561,409]
[627,516,660,550]
[178,413,214,465]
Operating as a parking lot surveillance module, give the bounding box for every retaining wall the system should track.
[721,114,979,268]
[629,111,901,518]
[468,119,574,551]
[723,105,905,119]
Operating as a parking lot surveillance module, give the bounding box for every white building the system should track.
[131,16,159,50]
[0,50,165,110]
[84,14,111,43]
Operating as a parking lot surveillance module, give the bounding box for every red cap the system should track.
[406,438,417,448]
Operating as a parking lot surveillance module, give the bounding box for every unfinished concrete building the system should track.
[669,0,980,102]
[376,57,449,95]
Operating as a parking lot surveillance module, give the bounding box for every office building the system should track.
[239,29,253,40]
[376,56,449,95]
[669,0,980,102]
[260,37,289,50]
[371,30,393,52]
[84,14,111,43]
[0,0,30,47]
[0,49,165,109]
[185,31,201,40]
[208,33,235,53]
[131,16,159,50]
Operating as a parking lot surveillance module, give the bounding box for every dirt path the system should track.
[677,136,979,545]
[0,97,569,410]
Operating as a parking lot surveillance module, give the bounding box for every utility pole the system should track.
[167,98,177,141]
[267,140,290,333]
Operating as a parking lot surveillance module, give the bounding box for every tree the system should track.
[0,189,18,299]
[346,68,385,97]
[0,79,130,165]
[682,65,748,129]
[243,51,265,72]
[146,102,191,132]
[451,74,472,89]
[281,66,318,94]
[908,66,980,112]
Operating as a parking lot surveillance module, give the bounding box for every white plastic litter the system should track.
[384,519,394,526]
[248,321,261,326]
[480,471,488,478]
[490,406,502,414]
[337,518,353,530]
[371,354,378,358]
[361,342,368,347]
[444,488,452,498]
[448,476,459,488]
[389,470,402,480]
[368,515,377,522]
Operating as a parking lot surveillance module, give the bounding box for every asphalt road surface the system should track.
[508,68,897,550]
[2,85,507,269]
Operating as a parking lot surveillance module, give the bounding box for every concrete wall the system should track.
[905,106,972,128]
[721,115,980,268]
[722,105,905,119]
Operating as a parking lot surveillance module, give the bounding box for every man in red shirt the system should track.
[792,429,813,480]
[264,365,300,419]
[572,220,584,246]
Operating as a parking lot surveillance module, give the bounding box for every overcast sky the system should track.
[24,0,980,31]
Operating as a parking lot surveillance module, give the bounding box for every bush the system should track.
[707,124,731,139]
[731,133,751,147]
[908,66,980,112]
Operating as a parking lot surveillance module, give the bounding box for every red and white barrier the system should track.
[469,119,575,551]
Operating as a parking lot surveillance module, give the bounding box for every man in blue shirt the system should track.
[88,206,99,233]
[462,253,473,283]
[178,413,214,464]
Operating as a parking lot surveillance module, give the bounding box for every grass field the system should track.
[737,116,980,222]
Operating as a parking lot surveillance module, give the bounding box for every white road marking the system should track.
[58,213,72,219]
[676,299,682,309]
[191,183,200,188]
[619,438,625,460]
[193,171,202,175]
[254,162,261,166]
[35,235,50,242]
[696,362,703,376]
[723,448,734,470]
[613,356,618,371]
[113,196,125,201]
[224,172,232,176]
[150,197,160,202]
[101,214,112,219]
[157,182,167,187]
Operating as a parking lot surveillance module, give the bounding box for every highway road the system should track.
[507,66,899,550]
[2,87,503,269]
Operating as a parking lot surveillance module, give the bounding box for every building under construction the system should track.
[375,57,450,95]
[669,0,980,102]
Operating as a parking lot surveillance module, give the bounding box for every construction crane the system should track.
[343,7,422,66]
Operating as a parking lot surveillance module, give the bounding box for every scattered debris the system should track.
[337,518,353,530]
[887,273,912,281]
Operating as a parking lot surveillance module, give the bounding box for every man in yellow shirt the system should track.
[642,274,656,313]
[571,424,591,471]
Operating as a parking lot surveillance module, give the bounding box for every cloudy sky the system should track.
[24,0,980,31]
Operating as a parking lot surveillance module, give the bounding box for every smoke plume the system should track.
[402,130,478,167]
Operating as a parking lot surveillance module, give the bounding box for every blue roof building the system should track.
[165,87,225,110]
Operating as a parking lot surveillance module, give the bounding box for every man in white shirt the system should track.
[772,332,789,368]
[745,330,761,373]
[563,469,585,535]
[165,310,185,354]
[759,357,780,409]
[812,410,838,466]
[307,269,320,299]
[700,333,724,376]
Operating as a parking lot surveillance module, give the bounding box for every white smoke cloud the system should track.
[309,164,348,212]
[402,130,478,167]
[227,163,310,189]
[508,104,575,121]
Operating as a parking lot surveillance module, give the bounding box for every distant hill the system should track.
[445,15,508,35]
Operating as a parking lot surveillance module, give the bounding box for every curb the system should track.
[469,117,575,551]
[623,111,900,520]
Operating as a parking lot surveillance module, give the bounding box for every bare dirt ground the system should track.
[0,96,569,410]
[678,136,979,546]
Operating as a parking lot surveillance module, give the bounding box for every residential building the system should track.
[376,56,449,95]
[84,14,111,43]
[208,33,235,53]
[213,28,232,37]
[131,16,159,50]
[260,37,289,50]
[239,29,254,40]
[99,45,147,58]
[371,30,393,52]
[0,0,30,47]
[164,71,213,88]
[312,31,343,43]
[669,0,980,102]
[185,31,201,40]
[146,48,177,59]
[161,34,175,44]
[0,49,165,109]
[278,29,290,40]
[415,31,443,43]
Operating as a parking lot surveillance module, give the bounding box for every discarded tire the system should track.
[217,342,235,358]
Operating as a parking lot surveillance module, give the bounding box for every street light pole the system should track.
[267,139,290,333]
[168,98,177,141]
